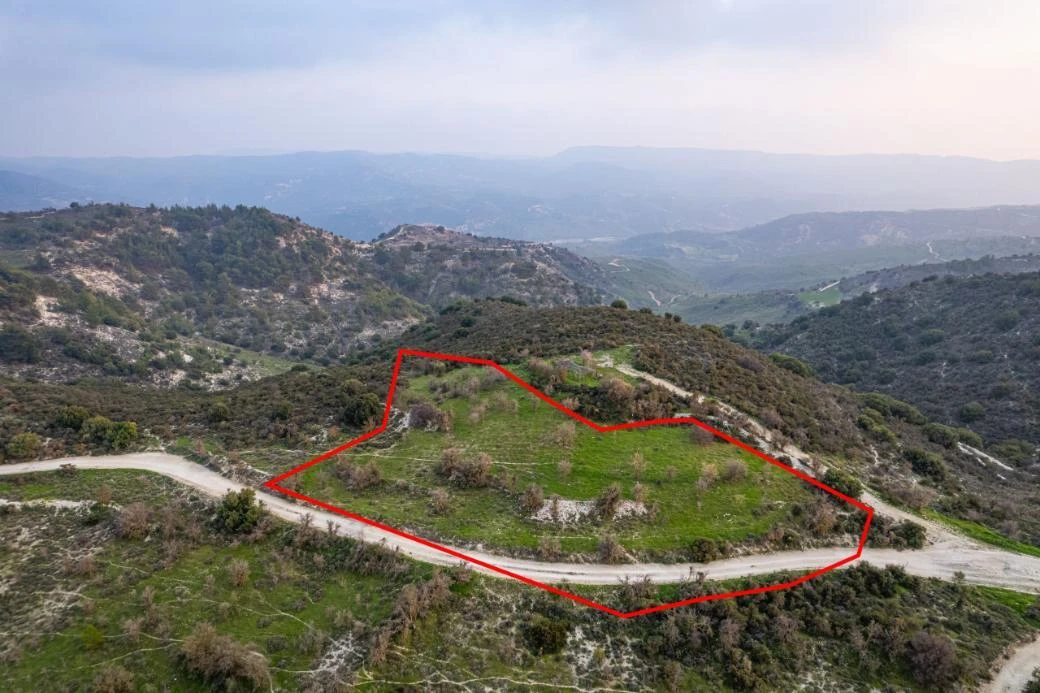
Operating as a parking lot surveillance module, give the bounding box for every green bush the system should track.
[214,488,263,534]
[770,353,814,378]
[822,467,863,500]
[522,616,569,655]
[904,448,947,482]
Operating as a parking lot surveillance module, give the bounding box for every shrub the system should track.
[722,459,747,483]
[55,405,91,430]
[822,467,863,500]
[92,665,134,693]
[180,623,269,690]
[610,299,628,309]
[958,401,986,423]
[554,421,577,447]
[5,432,42,460]
[343,392,381,427]
[594,483,622,521]
[904,449,947,482]
[597,534,627,563]
[520,484,545,514]
[430,488,451,515]
[409,401,450,431]
[522,615,570,655]
[689,426,715,446]
[905,631,959,687]
[228,559,250,588]
[923,423,959,448]
[117,502,150,539]
[770,353,814,377]
[214,488,263,534]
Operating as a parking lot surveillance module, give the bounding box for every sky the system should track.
[3,0,1040,160]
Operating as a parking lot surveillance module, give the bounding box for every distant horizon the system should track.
[3,143,1039,165]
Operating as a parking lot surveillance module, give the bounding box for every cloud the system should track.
[2,1,1039,158]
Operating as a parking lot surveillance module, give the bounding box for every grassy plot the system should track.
[293,362,833,560]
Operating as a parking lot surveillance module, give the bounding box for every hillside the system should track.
[672,254,1040,327]
[0,205,609,387]
[368,224,607,307]
[757,272,1040,459]
[578,205,1040,292]
[361,301,1040,548]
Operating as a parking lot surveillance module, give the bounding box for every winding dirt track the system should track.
[2,453,1039,594]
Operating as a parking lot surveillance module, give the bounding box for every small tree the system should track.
[610,299,628,310]
[215,489,263,534]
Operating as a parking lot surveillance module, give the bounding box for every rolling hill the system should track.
[757,272,1040,459]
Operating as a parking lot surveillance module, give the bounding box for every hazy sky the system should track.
[3,0,1040,159]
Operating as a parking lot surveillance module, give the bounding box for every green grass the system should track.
[923,509,1040,558]
[797,285,841,308]
[0,470,407,691]
[294,361,823,559]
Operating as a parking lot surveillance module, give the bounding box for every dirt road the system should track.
[1,454,1038,594]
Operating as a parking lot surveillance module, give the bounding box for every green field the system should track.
[293,360,836,560]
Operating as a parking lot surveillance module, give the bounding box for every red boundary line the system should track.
[264,347,874,619]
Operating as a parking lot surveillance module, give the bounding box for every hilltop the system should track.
[368,224,608,307]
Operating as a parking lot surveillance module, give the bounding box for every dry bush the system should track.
[557,459,572,478]
[228,559,250,588]
[67,553,96,577]
[91,665,134,693]
[435,449,493,488]
[884,481,938,510]
[430,488,451,515]
[722,459,748,483]
[409,401,450,431]
[633,482,647,504]
[296,628,327,656]
[520,484,545,514]
[122,617,142,644]
[117,502,150,540]
[597,534,627,563]
[665,466,678,481]
[97,485,113,506]
[338,461,383,491]
[580,350,597,368]
[467,402,487,424]
[180,623,269,690]
[810,501,838,534]
[603,377,635,406]
[560,397,580,411]
[631,451,646,480]
[555,421,577,448]
[696,464,719,492]
[538,536,562,560]
[689,426,716,446]
[480,369,505,390]
[595,483,622,521]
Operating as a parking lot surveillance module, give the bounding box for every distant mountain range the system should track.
[4,146,1040,241]
[577,205,1040,292]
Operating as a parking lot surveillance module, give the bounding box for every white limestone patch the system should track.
[531,498,647,525]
